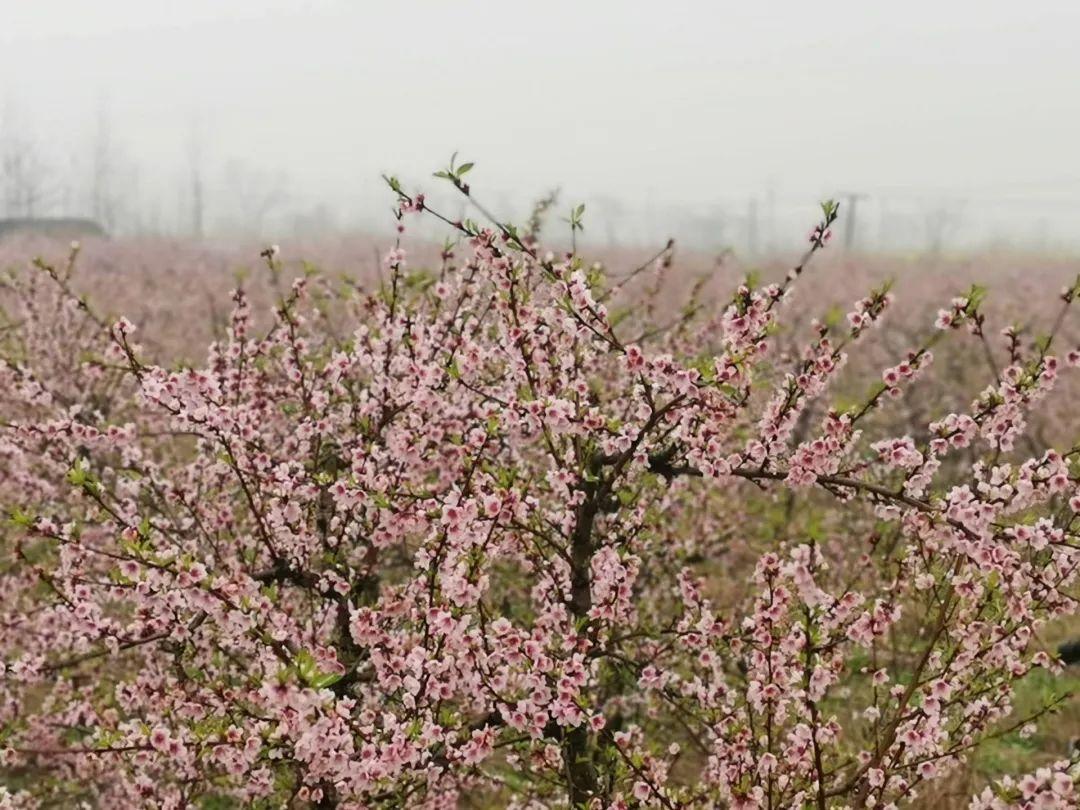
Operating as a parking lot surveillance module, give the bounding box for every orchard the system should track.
[2,165,1079,809]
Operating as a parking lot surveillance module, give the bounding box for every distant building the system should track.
[0,218,108,241]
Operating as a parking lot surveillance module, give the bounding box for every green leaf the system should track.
[823,304,844,329]
[294,649,318,681]
[456,162,474,176]
[9,508,34,528]
[311,670,345,689]
[294,649,345,689]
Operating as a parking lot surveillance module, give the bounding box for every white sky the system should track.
[2,0,1080,249]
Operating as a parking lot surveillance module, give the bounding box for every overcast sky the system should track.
[3,0,1079,248]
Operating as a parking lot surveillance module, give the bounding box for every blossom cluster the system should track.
[1,184,1079,809]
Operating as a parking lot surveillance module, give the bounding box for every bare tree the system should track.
[1,102,56,218]
[222,158,288,236]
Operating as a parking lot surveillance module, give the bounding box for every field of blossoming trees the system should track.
[2,167,1080,809]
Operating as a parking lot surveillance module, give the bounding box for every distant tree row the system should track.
[0,100,323,239]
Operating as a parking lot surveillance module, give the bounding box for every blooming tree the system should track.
[1,163,1080,808]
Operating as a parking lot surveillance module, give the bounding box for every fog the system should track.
[3,0,1080,252]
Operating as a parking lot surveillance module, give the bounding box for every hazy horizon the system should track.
[4,0,1080,252]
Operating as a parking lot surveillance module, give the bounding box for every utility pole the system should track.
[746,196,759,257]
[839,191,867,251]
[765,184,776,254]
[91,98,117,231]
[188,113,206,239]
